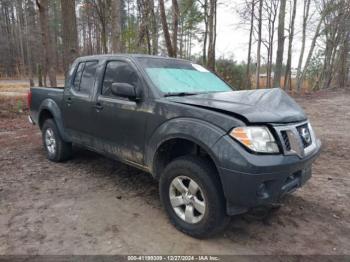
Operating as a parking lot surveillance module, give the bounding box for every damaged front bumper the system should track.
[212,129,322,216]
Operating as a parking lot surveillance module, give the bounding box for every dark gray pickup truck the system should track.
[28,54,321,238]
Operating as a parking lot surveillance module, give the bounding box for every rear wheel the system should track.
[42,119,72,162]
[159,155,229,238]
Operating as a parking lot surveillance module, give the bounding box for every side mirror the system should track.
[111,82,138,100]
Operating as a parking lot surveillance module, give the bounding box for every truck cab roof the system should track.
[74,54,191,63]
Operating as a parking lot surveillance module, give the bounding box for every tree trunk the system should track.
[10,4,20,76]
[299,15,325,90]
[26,0,39,83]
[95,0,108,54]
[321,32,338,89]
[267,0,279,89]
[284,0,297,91]
[150,0,158,55]
[137,0,146,51]
[202,0,208,64]
[266,14,271,89]
[61,0,78,77]
[111,0,123,53]
[179,18,184,57]
[245,0,255,89]
[96,17,101,53]
[159,0,174,57]
[51,0,60,71]
[15,0,26,77]
[207,0,217,71]
[337,32,350,88]
[255,0,263,89]
[296,0,311,92]
[320,9,345,90]
[37,64,43,86]
[273,0,286,88]
[36,0,57,87]
[172,0,179,57]
[23,0,35,86]
[101,23,108,54]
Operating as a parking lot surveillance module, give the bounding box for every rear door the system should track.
[62,60,99,142]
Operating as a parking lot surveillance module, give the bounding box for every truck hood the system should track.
[167,88,307,123]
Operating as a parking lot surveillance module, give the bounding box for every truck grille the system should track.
[281,131,291,151]
[274,121,316,158]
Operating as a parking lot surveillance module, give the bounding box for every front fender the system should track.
[145,118,226,175]
[38,99,70,142]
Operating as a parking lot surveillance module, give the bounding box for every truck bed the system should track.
[30,87,64,125]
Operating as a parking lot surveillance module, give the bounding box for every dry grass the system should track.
[0,96,28,119]
[251,76,311,94]
[0,83,29,89]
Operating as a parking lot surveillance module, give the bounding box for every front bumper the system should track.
[212,134,322,215]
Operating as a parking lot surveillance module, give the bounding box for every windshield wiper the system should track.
[164,92,199,97]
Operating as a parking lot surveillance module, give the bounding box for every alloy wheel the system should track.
[169,176,206,224]
[45,128,56,155]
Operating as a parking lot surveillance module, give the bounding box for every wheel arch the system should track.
[147,118,226,180]
[38,99,70,142]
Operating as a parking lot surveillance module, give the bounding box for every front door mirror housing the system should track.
[111,82,138,100]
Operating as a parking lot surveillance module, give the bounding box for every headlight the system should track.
[229,126,279,153]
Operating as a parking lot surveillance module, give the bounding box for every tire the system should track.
[159,155,230,238]
[42,119,72,162]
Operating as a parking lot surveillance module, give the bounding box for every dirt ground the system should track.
[0,85,349,255]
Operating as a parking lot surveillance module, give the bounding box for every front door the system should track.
[92,59,148,165]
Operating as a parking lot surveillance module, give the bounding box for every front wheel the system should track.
[159,156,229,238]
[42,119,72,162]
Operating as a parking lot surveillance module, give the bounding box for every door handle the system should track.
[94,103,104,111]
[66,97,73,106]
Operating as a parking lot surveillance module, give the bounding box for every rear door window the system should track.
[73,62,85,91]
[79,61,98,95]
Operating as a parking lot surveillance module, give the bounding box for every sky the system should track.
[214,0,248,61]
[192,0,319,68]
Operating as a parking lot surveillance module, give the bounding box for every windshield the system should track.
[137,57,233,95]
